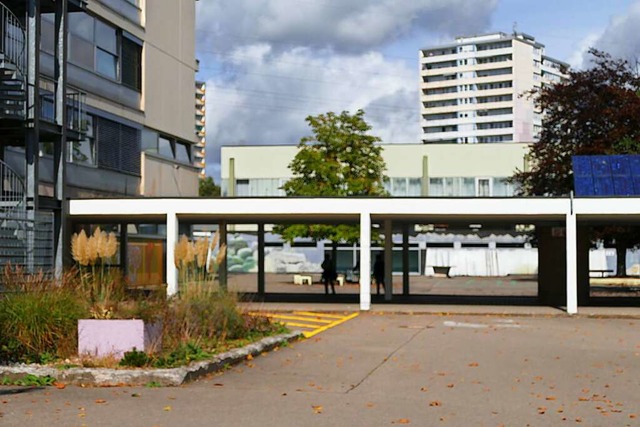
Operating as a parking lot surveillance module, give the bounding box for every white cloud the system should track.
[196,0,499,178]
[196,0,497,53]
[205,47,418,178]
[574,1,640,68]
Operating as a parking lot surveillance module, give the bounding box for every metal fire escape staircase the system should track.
[0,1,31,268]
[0,2,25,122]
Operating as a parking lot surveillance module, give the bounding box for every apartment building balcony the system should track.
[421,60,514,78]
[422,73,514,90]
[0,1,87,140]
[473,47,513,59]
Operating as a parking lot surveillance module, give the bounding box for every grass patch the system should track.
[1,374,56,387]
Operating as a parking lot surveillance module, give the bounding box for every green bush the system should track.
[163,290,247,348]
[0,287,88,363]
[119,348,150,367]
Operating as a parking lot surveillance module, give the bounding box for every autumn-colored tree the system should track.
[512,49,640,196]
[512,49,640,276]
[275,110,388,243]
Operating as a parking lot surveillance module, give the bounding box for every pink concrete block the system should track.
[78,319,162,359]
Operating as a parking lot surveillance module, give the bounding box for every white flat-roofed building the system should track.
[420,32,567,144]
[221,143,530,197]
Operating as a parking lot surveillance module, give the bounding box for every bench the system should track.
[293,274,313,286]
[429,266,452,278]
[589,269,614,278]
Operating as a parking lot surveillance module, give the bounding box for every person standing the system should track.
[373,253,385,295]
[321,254,337,295]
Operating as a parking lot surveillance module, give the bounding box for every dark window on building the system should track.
[174,142,191,164]
[121,34,142,91]
[154,135,192,165]
[69,115,96,165]
[96,117,141,175]
[62,12,142,89]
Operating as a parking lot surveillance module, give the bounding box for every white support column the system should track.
[566,211,578,315]
[166,211,178,297]
[359,211,372,311]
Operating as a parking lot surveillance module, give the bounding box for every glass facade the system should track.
[224,177,517,197]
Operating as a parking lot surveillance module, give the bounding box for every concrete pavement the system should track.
[1,311,640,426]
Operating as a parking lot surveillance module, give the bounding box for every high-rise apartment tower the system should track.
[420,32,567,144]
[195,80,207,178]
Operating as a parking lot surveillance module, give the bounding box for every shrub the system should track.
[119,348,150,367]
[163,289,246,348]
[0,266,88,363]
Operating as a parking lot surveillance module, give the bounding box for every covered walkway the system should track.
[68,196,640,314]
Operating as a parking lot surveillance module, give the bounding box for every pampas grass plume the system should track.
[195,237,209,268]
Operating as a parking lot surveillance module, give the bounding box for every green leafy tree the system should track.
[275,110,388,244]
[511,49,640,276]
[199,176,221,197]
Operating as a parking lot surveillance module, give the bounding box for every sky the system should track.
[194,0,640,181]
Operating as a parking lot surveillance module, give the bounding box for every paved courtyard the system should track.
[228,273,539,296]
[227,273,640,299]
[1,312,639,426]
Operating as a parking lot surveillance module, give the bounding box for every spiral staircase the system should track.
[0,2,45,271]
[0,2,25,122]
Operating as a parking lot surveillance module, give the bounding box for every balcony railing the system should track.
[0,2,25,76]
[39,77,87,133]
[0,158,24,213]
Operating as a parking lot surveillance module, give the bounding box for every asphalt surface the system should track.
[1,312,639,426]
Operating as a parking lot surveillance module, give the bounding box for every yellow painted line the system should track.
[284,322,322,329]
[254,313,334,324]
[293,311,348,319]
[249,311,360,338]
[303,312,360,338]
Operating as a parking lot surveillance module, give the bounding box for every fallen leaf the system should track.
[630,414,637,419]
[468,362,479,367]
[213,383,224,387]
[95,399,107,404]
[447,383,454,388]
[394,419,410,424]
[131,393,140,398]
[578,397,590,402]
[429,401,442,407]
[54,382,66,390]
[420,387,428,392]
[546,396,556,401]
[163,406,172,411]
[312,405,323,414]
[366,402,375,408]
[575,417,582,423]
[246,354,253,361]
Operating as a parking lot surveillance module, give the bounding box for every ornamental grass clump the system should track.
[71,227,124,319]
[167,232,261,350]
[174,231,226,297]
[0,265,88,363]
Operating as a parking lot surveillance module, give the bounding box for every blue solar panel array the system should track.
[572,155,640,196]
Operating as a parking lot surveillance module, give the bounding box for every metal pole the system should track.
[54,0,68,278]
[219,220,227,290]
[402,222,410,296]
[26,0,41,273]
[257,223,265,294]
[384,219,392,302]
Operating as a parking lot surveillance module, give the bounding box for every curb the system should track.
[0,331,303,387]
